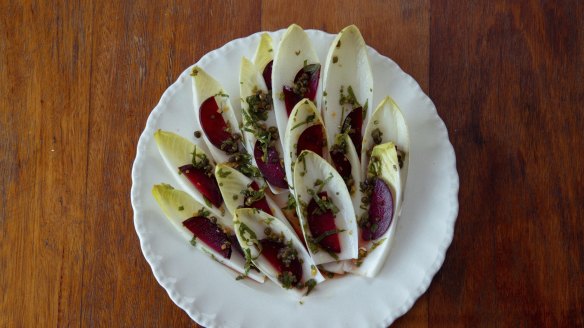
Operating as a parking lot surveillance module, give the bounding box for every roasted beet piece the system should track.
[306,192,341,253]
[263,61,273,90]
[179,164,223,207]
[259,239,303,283]
[183,216,232,259]
[282,64,320,116]
[294,64,320,102]
[296,125,325,157]
[283,86,302,116]
[330,151,352,181]
[362,178,394,241]
[199,96,234,150]
[247,181,273,215]
[253,141,287,189]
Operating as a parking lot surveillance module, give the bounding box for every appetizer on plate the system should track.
[214,163,299,236]
[349,142,403,277]
[191,66,248,166]
[293,150,359,265]
[152,184,265,283]
[361,96,410,191]
[283,99,328,192]
[322,24,373,155]
[154,130,226,218]
[239,39,287,193]
[272,24,321,145]
[234,208,324,293]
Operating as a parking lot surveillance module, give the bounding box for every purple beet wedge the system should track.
[330,151,352,181]
[362,178,394,241]
[296,124,325,157]
[283,64,321,116]
[259,239,303,283]
[306,192,342,253]
[262,61,273,91]
[199,96,233,149]
[247,181,273,215]
[294,64,320,103]
[253,141,287,189]
[183,216,232,259]
[283,86,302,116]
[343,107,363,154]
[178,164,223,208]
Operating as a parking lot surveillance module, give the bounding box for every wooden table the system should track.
[1,1,582,326]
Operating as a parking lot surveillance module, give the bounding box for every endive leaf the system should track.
[283,99,327,192]
[293,150,359,265]
[272,24,321,145]
[152,184,265,283]
[361,96,410,191]
[253,33,274,74]
[348,142,402,277]
[191,66,243,164]
[154,129,226,219]
[234,208,325,294]
[322,25,373,150]
[214,164,293,233]
[239,57,287,194]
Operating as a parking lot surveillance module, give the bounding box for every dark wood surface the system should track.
[1,1,582,326]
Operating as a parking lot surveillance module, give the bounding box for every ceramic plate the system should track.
[131,29,459,328]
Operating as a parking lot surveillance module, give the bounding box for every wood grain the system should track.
[0,0,582,327]
[428,1,584,327]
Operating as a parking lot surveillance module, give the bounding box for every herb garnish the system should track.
[291,63,320,99]
[339,85,360,108]
[241,182,267,207]
[290,113,316,131]
[216,167,231,178]
[242,89,280,162]
[228,153,262,178]
[191,146,213,176]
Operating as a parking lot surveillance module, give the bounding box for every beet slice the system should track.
[199,96,233,150]
[179,164,223,207]
[343,107,363,154]
[263,61,273,90]
[253,141,287,189]
[283,86,302,116]
[247,181,273,215]
[362,178,394,241]
[330,151,352,181]
[296,124,325,157]
[183,216,232,259]
[306,192,341,253]
[282,64,321,116]
[259,239,303,283]
[294,64,320,102]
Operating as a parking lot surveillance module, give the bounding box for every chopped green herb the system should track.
[241,182,267,207]
[371,128,383,144]
[217,167,231,178]
[291,114,316,131]
[197,207,211,217]
[278,271,298,289]
[178,206,184,211]
[304,279,317,296]
[339,85,361,109]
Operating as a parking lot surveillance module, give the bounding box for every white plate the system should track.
[131,29,459,328]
